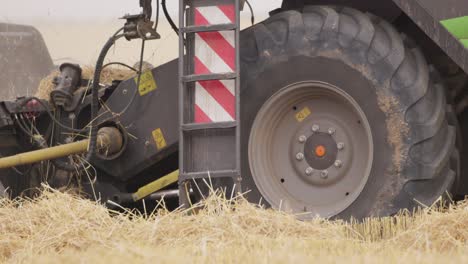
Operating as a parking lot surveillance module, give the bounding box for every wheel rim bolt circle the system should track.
[298,135,307,143]
[305,167,314,176]
[337,142,345,150]
[320,170,329,179]
[296,153,305,161]
[312,124,320,132]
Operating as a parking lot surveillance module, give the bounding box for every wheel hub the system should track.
[304,132,338,170]
[248,81,373,218]
[291,121,351,187]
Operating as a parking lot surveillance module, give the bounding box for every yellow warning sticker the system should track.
[152,128,167,150]
[135,71,157,96]
[295,107,311,122]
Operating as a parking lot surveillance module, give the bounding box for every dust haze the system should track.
[0,1,281,66]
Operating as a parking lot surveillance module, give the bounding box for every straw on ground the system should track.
[1,188,468,264]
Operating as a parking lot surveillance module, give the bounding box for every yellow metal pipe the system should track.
[132,170,179,201]
[0,127,122,169]
[0,140,90,169]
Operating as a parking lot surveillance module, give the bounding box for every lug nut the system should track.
[296,153,304,161]
[312,124,320,132]
[334,160,342,168]
[337,142,345,150]
[328,127,336,135]
[320,170,329,179]
[298,135,307,143]
[305,167,314,176]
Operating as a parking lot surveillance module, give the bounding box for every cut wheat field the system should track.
[0,187,467,264]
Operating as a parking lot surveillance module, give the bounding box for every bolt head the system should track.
[320,170,329,179]
[122,89,128,95]
[337,142,345,150]
[298,135,307,143]
[145,140,151,147]
[305,167,314,176]
[296,153,304,161]
[328,127,336,135]
[312,124,320,132]
[334,160,342,168]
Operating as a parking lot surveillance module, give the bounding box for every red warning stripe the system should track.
[194,5,235,25]
[194,104,211,123]
[218,5,236,23]
[194,8,209,26]
[197,32,235,70]
[194,6,235,70]
[194,57,235,116]
[193,4,236,123]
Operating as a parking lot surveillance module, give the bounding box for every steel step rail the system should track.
[178,0,241,208]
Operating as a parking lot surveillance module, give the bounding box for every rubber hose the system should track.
[86,35,122,162]
[162,0,179,35]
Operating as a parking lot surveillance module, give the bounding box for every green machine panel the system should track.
[392,0,468,73]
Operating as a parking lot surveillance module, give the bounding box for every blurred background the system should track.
[0,0,282,66]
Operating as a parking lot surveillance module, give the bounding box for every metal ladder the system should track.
[178,0,241,207]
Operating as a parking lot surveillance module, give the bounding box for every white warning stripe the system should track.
[196,6,235,47]
[220,79,235,96]
[194,5,236,123]
[196,6,232,24]
[195,82,234,122]
[195,34,233,73]
[219,31,235,48]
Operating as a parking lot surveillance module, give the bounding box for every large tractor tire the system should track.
[238,6,458,219]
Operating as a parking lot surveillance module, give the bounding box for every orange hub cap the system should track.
[315,145,326,157]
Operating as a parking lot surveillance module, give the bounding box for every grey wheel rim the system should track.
[248,81,373,218]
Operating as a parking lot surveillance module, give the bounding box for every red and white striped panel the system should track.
[194,5,236,123]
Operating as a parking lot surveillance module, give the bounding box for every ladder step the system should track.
[182,72,237,83]
[182,121,237,131]
[180,170,239,181]
[181,23,237,33]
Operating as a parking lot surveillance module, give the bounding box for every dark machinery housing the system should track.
[1,0,468,219]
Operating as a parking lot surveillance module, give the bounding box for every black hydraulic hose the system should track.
[154,0,160,30]
[86,32,124,162]
[245,0,255,25]
[102,62,138,72]
[162,0,179,35]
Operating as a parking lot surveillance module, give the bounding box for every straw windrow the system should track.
[1,188,468,263]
